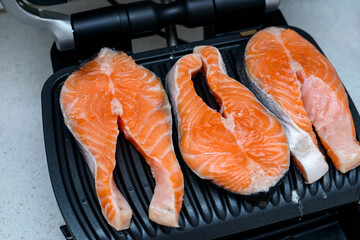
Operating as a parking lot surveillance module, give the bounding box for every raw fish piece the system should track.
[60,48,184,229]
[243,27,360,178]
[166,46,289,195]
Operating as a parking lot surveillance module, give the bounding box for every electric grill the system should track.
[3,1,360,239]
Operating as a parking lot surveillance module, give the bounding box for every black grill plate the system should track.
[42,27,360,240]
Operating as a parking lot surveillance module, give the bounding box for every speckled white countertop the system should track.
[0,0,359,239]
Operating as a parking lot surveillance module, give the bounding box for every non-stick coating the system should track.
[42,27,360,240]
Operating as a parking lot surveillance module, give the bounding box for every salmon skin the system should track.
[60,48,184,230]
[240,27,360,179]
[166,46,289,195]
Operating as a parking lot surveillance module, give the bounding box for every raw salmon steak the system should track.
[166,46,289,195]
[243,27,360,177]
[60,48,184,230]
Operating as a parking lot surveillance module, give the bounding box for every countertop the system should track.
[0,0,359,239]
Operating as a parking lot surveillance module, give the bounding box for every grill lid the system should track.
[42,27,360,240]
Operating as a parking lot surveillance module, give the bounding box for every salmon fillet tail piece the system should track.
[244,27,360,176]
[166,46,290,195]
[60,48,184,229]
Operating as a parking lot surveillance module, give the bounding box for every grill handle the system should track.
[72,0,279,51]
[1,0,280,51]
[0,0,74,51]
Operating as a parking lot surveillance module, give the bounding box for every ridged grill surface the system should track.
[42,27,360,240]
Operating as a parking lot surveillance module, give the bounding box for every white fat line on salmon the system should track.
[178,96,202,119]
[317,55,332,78]
[161,104,172,112]
[178,99,204,122]
[245,110,266,128]
[145,85,163,92]
[275,94,302,108]
[264,116,279,132]
[147,132,171,153]
[141,94,169,108]
[182,151,235,162]
[96,161,116,174]
[132,112,170,139]
[111,98,123,116]
[98,182,129,214]
[80,135,115,153]
[250,101,274,118]
[215,86,246,96]
[99,53,114,77]
[114,89,136,104]
[158,147,171,160]
[258,141,288,147]
[173,186,184,196]
[218,181,243,192]
[59,85,72,94]
[116,54,131,65]
[176,87,193,106]
[267,75,298,89]
[76,117,118,140]
[87,94,99,117]
[115,70,146,80]
[95,178,116,190]
[135,118,169,145]
[90,117,118,137]
[177,62,201,91]
[138,71,149,81]
[176,73,191,91]
[207,157,237,174]
[143,73,157,84]
[193,156,230,178]
[83,70,101,76]
[138,66,156,81]
[220,112,236,134]
[109,78,116,95]
[113,72,134,78]
[235,175,257,193]
[205,50,227,76]
[117,77,142,83]
[103,199,117,216]
[97,193,114,202]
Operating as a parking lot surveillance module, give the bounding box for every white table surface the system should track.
[0,0,359,239]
